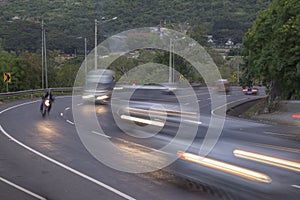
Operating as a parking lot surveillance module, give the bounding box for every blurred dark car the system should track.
[243,87,259,95]
[213,79,231,94]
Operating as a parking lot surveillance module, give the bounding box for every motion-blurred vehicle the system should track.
[41,96,52,117]
[242,86,259,95]
[214,79,231,94]
[160,82,178,95]
[82,69,115,104]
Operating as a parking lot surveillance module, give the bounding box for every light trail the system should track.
[233,149,300,172]
[177,151,271,183]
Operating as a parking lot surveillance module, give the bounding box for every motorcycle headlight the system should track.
[45,99,50,107]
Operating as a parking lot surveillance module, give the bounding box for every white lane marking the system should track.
[0,99,135,200]
[0,126,135,200]
[264,131,293,137]
[0,96,72,115]
[0,177,47,200]
[0,100,40,114]
[211,97,249,117]
[66,120,75,125]
[91,131,111,139]
[77,103,83,106]
[60,113,64,117]
[183,119,202,125]
[292,185,300,189]
[65,107,70,111]
[251,143,300,154]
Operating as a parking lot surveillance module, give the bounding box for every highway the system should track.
[1,87,300,200]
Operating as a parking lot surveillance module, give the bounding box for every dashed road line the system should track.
[292,185,300,189]
[91,131,111,139]
[65,107,70,111]
[263,131,294,137]
[66,120,75,125]
[0,124,136,200]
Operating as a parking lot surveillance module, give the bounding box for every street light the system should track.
[94,19,98,71]
[41,19,48,89]
[77,36,88,83]
[84,37,87,84]
[69,36,89,84]
[94,16,118,70]
[169,38,173,83]
[169,36,186,83]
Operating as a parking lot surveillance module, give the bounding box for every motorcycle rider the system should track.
[40,89,54,113]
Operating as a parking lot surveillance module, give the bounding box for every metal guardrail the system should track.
[0,87,79,98]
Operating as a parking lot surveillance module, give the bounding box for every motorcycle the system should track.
[41,97,51,117]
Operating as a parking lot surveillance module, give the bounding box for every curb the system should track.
[212,96,266,117]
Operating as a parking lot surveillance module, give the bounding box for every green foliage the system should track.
[109,56,139,82]
[0,50,80,92]
[56,63,80,87]
[0,0,271,91]
[0,0,270,54]
[0,52,42,92]
[242,0,300,100]
[153,50,203,82]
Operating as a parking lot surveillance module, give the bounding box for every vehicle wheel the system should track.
[42,109,46,117]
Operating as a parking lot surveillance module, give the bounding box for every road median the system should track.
[227,97,300,127]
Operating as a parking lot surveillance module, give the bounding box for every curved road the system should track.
[1,88,300,200]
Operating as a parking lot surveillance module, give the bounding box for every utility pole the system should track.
[41,19,48,89]
[237,54,240,84]
[41,20,44,89]
[94,17,117,71]
[84,37,87,83]
[94,19,98,70]
[44,25,48,89]
[169,39,173,83]
[172,42,175,82]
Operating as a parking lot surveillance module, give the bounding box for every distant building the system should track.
[225,39,234,46]
[60,53,76,59]
[55,53,76,63]
[11,16,20,20]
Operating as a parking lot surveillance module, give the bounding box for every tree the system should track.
[242,0,300,100]
[0,0,270,54]
[56,63,80,87]
[1,21,41,54]
[109,55,139,82]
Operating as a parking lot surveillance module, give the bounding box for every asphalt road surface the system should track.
[1,87,300,200]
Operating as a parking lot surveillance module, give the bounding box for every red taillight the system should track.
[242,89,247,92]
[252,89,258,92]
[292,114,300,119]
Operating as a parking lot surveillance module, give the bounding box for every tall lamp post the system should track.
[169,36,185,83]
[41,19,48,89]
[169,39,173,83]
[84,37,87,83]
[41,20,44,89]
[94,19,98,71]
[94,16,117,70]
[75,36,88,83]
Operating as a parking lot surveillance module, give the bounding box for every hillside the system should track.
[0,0,270,54]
